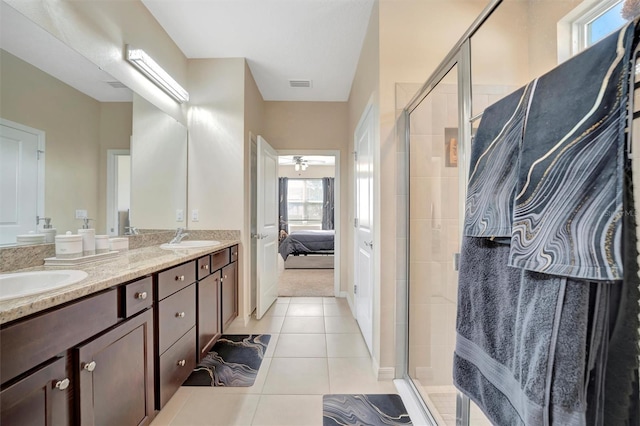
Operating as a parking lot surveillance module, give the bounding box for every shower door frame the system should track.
[399,0,502,424]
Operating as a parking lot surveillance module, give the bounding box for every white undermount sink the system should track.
[0,270,88,301]
[160,240,221,250]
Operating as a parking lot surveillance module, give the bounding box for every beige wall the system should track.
[187,57,250,319]
[1,49,102,235]
[131,93,187,230]
[263,101,349,293]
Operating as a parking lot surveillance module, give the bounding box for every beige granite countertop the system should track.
[0,239,240,325]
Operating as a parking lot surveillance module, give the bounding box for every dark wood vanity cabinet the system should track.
[0,356,71,426]
[155,261,197,409]
[0,243,240,424]
[76,309,154,426]
[221,260,238,331]
[0,276,155,426]
[198,271,221,360]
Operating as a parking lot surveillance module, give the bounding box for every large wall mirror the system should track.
[0,2,187,246]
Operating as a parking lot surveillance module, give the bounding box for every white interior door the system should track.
[354,105,375,355]
[256,135,279,319]
[0,119,44,245]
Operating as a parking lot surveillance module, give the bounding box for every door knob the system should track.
[365,240,373,249]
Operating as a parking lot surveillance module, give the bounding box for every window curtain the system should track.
[279,177,289,233]
[322,177,335,230]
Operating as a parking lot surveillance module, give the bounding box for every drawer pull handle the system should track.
[177,359,186,367]
[135,291,148,300]
[83,361,97,372]
[55,378,70,391]
[176,312,186,318]
[176,275,185,281]
[202,264,209,270]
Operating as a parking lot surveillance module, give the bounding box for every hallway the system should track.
[151,297,396,425]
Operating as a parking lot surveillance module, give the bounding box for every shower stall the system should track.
[397,0,631,424]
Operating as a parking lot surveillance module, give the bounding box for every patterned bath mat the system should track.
[323,394,412,425]
[182,334,270,387]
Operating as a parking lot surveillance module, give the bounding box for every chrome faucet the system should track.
[169,227,189,244]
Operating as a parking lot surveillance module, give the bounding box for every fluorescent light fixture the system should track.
[125,45,189,103]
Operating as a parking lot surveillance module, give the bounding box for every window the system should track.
[287,179,323,227]
[558,0,627,61]
[586,1,626,46]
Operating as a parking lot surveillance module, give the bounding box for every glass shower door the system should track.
[407,64,464,425]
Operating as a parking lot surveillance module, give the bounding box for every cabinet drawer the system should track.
[1,289,118,385]
[123,276,153,318]
[158,284,196,354]
[158,327,196,408]
[230,245,239,263]
[197,255,211,280]
[211,249,229,271]
[157,261,196,300]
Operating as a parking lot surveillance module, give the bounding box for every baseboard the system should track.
[372,357,396,381]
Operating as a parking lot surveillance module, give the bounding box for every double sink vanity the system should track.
[0,238,240,425]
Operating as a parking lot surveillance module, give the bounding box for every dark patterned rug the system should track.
[182,334,270,387]
[323,394,412,426]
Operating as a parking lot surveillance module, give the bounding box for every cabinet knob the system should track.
[54,378,70,391]
[224,275,228,279]
[202,264,209,270]
[176,312,186,318]
[135,291,148,300]
[177,360,186,367]
[83,361,97,372]
[233,252,237,256]
[175,275,185,281]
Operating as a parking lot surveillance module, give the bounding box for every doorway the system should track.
[276,152,340,297]
[0,119,45,245]
[106,149,131,236]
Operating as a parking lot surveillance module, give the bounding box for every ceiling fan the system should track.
[293,156,308,171]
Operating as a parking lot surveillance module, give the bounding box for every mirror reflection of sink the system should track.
[0,270,89,301]
[160,240,221,250]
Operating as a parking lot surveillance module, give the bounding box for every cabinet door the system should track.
[76,309,154,426]
[0,356,71,426]
[198,271,221,360]
[221,261,238,331]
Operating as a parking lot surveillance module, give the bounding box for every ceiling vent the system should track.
[289,79,312,88]
[106,81,128,89]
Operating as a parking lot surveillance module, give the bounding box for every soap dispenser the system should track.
[39,217,57,243]
[78,218,95,256]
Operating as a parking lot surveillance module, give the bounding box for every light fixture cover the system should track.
[125,45,189,103]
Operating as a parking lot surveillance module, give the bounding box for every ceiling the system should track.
[141,0,375,102]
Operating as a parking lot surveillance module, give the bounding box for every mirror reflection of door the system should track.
[0,119,44,245]
[106,149,131,236]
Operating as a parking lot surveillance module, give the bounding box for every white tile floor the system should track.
[151,297,397,426]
